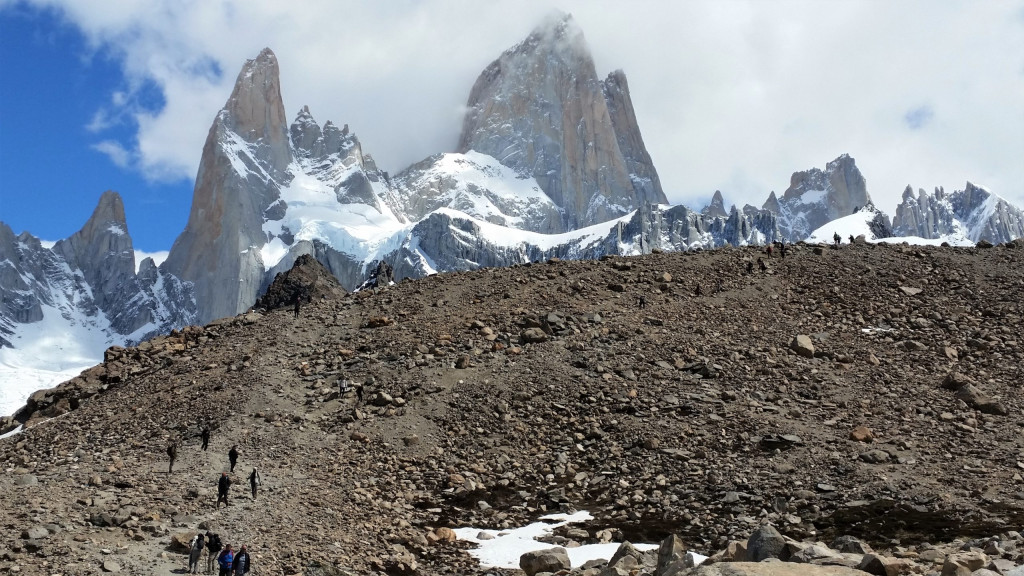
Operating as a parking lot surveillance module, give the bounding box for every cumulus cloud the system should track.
[13,0,1024,214]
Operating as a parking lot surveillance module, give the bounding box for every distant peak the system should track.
[510,10,587,58]
[91,190,127,225]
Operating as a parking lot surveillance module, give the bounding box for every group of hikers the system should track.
[188,531,252,575]
[165,425,264,572]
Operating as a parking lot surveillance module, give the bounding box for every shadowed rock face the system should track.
[457,12,667,232]
[162,48,292,324]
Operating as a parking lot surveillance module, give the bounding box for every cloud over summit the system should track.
[19,0,1024,213]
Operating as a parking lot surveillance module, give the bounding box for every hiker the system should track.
[217,544,234,576]
[167,441,177,474]
[201,426,210,451]
[849,234,855,244]
[637,295,646,309]
[292,290,302,318]
[833,232,841,247]
[248,467,261,499]
[355,383,364,404]
[746,260,754,275]
[780,243,788,259]
[758,258,767,272]
[228,445,239,472]
[188,532,205,574]
[217,472,231,508]
[232,544,252,575]
[206,532,222,575]
[766,244,773,258]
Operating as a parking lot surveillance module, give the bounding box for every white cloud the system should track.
[16,0,1024,213]
[91,139,132,168]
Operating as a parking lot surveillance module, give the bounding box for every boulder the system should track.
[941,551,988,576]
[658,534,689,574]
[520,547,571,576]
[747,525,787,562]
[790,335,814,358]
[693,563,872,575]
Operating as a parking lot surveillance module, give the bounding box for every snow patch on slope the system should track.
[0,303,113,417]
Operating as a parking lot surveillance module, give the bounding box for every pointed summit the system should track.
[52,191,135,310]
[163,48,292,323]
[702,190,729,219]
[457,13,666,231]
[223,47,290,175]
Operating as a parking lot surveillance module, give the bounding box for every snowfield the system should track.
[0,303,113,417]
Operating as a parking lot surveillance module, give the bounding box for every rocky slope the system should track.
[1,241,1022,575]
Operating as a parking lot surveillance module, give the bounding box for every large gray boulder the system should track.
[520,547,571,576]
[746,525,788,562]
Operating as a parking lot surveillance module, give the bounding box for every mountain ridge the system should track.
[2,16,1023,417]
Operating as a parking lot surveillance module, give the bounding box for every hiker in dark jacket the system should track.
[200,426,210,451]
[167,442,177,474]
[228,445,239,472]
[232,545,252,575]
[292,290,302,318]
[833,231,841,247]
[206,532,221,575]
[217,473,231,508]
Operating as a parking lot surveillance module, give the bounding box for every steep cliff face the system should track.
[601,70,666,208]
[161,48,291,324]
[457,12,666,231]
[893,182,1024,244]
[770,154,872,241]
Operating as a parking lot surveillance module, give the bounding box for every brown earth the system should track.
[1,241,1022,575]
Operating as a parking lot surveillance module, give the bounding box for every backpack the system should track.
[209,534,221,551]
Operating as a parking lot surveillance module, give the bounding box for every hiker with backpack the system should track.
[201,426,210,451]
[205,532,222,575]
[228,445,239,472]
[188,532,205,574]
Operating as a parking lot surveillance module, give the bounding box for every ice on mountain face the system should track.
[393,152,563,233]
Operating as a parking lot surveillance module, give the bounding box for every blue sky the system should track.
[1,1,1022,254]
[0,5,192,253]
